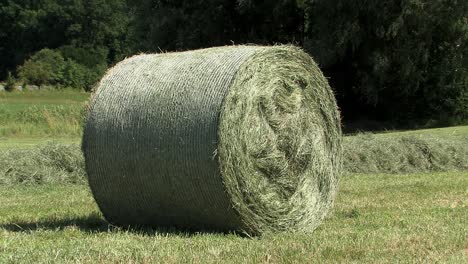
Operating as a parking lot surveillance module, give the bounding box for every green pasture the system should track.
[378,125,468,139]
[0,89,88,139]
[1,88,467,146]
[0,89,89,105]
[0,89,467,263]
[0,172,466,263]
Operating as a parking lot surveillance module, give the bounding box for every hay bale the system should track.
[82,45,342,235]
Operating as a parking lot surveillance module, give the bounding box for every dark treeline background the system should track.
[0,0,467,126]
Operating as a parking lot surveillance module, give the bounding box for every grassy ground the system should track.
[1,90,467,262]
[1,172,466,263]
[0,137,79,150]
[0,89,88,138]
[376,125,468,139]
[2,88,467,144]
[0,89,89,110]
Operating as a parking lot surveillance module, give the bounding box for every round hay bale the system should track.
[82,45,342,235]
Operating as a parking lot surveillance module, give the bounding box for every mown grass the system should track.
[2,132,467,185]
[0,137,79,150]
[344,134,468,173]
[0,143,85,185]
[0,171,466,263]
[1,90,467,262]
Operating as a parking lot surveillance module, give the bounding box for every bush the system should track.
[5,71,15,92]
[59,45,109,91]
[16,47,108,91]
[17,49,65,86]
[61,61,106,92]
[62,59,87,89]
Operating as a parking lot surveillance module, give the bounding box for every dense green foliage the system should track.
[18,49,65,86]
[0,0,129,91]
[0,0,466,122]
[304,0,468,121]
[4,72,15,92]
[17,48,106,89]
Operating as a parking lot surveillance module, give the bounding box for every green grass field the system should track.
[1,88,466,146]
[378,125,468,139]
[0,89,467,263]
[1,172,466,263]
[0,89,88,139]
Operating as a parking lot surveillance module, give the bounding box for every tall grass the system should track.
[0,104,86,137]
[0,89,88,137]
[0,88,89,103]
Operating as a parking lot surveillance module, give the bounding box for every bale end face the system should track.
[219,46,342,234]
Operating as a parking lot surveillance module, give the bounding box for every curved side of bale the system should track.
[83,46,260,230]
[82,45,342,235]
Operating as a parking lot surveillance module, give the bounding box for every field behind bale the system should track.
[0,90,467,263]
[0,89,88,139]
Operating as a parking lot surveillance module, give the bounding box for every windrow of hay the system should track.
[0,143,85,185]
[344,134,468,173]
[82,45,342,235]
[1,134,467,186]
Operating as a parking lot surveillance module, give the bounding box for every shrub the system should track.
[59,45,109,68]
[62,59,87,89]
[16,47,107,91]
[17,49,65,86]
[59,45,109,91]
[5,71,15,92]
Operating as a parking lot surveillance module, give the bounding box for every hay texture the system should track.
[82,45,342,235]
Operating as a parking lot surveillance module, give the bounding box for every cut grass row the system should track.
[344,133,468,173]
[2,132,467,185]
[1,171,466,263]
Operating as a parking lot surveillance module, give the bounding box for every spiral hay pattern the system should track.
[82,45,342,235]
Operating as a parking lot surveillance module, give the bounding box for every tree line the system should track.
[1,0,466,124]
